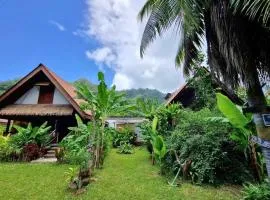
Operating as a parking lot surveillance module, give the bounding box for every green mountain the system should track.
[73,79,165,102]
[121,88,165,102]
[0,79,19,95]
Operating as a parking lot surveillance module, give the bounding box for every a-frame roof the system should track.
[0,64,91,119]
[166,69,243,106]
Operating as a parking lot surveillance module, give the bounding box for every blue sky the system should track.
[0,0,183,92]
[0,0,114,85]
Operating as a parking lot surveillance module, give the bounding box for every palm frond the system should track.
[140,0,182,57]
[231,0,270,26]
[138,0,161,21]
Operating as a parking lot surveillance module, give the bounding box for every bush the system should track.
[0,134,12,161]
[117,142,134,154]
[242,181,270,200]
[166,108,253,184]
[10,122,51,149]
[60,115,93,165]
[63,149,91,165]
[22,143,43,161]
[111,127,136,148]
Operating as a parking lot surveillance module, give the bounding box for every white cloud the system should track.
[86,47,116,67]
[49,20,66,31]
[82,0,184,93]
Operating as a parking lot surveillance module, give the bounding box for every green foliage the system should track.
[152,135,166,162]
[0,79,18,94]
[231,0,270,26]
[188,67,216,110]
[10,122,51,149]
[0,134,12,161]
[65,167,78,183]
[0,125,5,135]
[216,93,253,150]
[76,71,134,168]
[111,127,135,148]
[167,109,252,184]
[61,115,92,165]
[73,78,97,93]
[242,181,270,200]
[217,93,251,130]
[117,142,134,154]
[122,88,165,103]
[135,98,160,119]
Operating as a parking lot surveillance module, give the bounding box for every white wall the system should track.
[15,86,40,104]
[53,88,69,105]
[15,86,70,105]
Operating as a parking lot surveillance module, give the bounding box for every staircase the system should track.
[44,143,59,159]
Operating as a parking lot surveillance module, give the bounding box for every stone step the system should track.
[44,154,56,158]
[50,143,59,147]
[47,150,56,154]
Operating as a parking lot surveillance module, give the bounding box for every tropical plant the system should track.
[167,108,253,184]
[117,142,134,154]
[22,143,42,161]
[65,167,78,183]
[111,127,135,148]
[231,0,270,26]
[135,97,161,120]
[242,180,270,200]
[60,115,92,165]
[215,93,266,181]
[139,0,270,177]
[10,122,51,149]
[0,134,12,161]
[76,72,134,168]
[216,93,252,150]
[149,116,167,165]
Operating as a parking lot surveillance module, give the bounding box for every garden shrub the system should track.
[117,142,134,154]
[242,181,270,200]
[111,127,136,148]
[0,134,13,161]
[22,143,42,161]
[4,122,52,161]
[60,115,93,165]
[166,108,253,184]
[10,122,51,149]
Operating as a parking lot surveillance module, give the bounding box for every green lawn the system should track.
[0,148,241,200]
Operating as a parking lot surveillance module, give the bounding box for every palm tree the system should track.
[138,0,270,177]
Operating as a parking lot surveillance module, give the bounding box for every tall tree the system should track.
[138,0,270,177]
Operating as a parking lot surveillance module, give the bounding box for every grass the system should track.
[0,148,241,200]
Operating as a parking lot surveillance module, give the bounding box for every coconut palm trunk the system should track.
[246,69,270,177]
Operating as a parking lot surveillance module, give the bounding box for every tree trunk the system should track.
[246,69,270,178]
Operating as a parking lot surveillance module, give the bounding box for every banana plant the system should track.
[149,116,167,165]
[216,93,253,151]
[216,93,265,181]
[76,72,135,168]
[11,122,51,148]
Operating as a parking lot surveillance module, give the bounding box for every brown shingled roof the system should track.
[0,104,74,116]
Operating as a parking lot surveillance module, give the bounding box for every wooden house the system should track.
[166,70,243,107]
[0,64,91,142]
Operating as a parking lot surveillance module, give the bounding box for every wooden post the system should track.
[4,119,11,136]
[55,120,59,143]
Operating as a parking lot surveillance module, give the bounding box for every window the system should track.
[38,86,54,104]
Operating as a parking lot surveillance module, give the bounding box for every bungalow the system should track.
[0,64,91,142]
